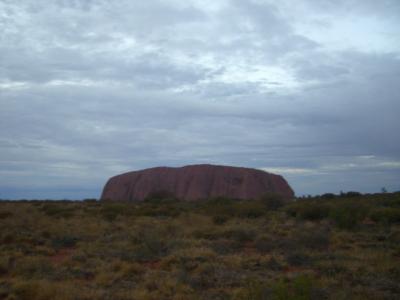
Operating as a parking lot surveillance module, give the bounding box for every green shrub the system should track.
[100,203,130,221]
[286,201,330,221]
[299,204,330,221]
[40,204,75,218]
[330,202,369,229]
[271,278,290,300]
[271,275,325,300]
[381,196,400,208]
[134,204,181,217]
[235,278,270,300]
[234,201,266,218]
[203,199,267,219]
[201,197,236,218]
[131,227,176,261]
[285,204,299,218]
[292,275,314,300]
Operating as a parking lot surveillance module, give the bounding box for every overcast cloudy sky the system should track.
[1,0,399,199]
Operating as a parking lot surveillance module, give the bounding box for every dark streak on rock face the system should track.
[100,164,295,201]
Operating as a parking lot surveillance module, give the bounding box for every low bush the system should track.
[236,275,324,300]
[261,193,286,210]
[329,202,369,229]
[200,197,236,218]
[196,225,258,244]
[13,256,55,279]
[13,281,42,300]
[296,228,330,250]
[100,203,132,221]
[0,282,10,300]
[144,190,178,203]
[320,193,336,200]
[286,252,313,267]
[317,263,348,277]
[381,196,400,208]
[130,226,178,261]
[234,201,266,218]
[299,204,331,221]
[0,256,9,275]
[235,278,270,300]
[369,208,400,225]
[212,215,229,225]
[340,191,362,198]
[188,262,220,289]
[221,227,256,244]
[254,235,274,253]
[200,198,271,219]
[272,275,326,300]
[265,257,283,271]
[192,227,220,240]
[2,233,15,244]
[0,210,13,219]
[40,204,75,218]
[51,235,78,249]
[12,280,77,300]
[134,204,181,217]
[209,239,240,254]
[286,202,330,221]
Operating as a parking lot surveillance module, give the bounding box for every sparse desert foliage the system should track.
[0,193,399,299]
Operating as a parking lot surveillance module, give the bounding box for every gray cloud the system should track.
[1,0,399,199]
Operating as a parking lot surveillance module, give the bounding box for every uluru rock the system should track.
[100,164,294,201]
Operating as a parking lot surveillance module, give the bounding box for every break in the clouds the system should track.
[1,0,399,199]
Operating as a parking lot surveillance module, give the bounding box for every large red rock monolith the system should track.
[100,164,294,201]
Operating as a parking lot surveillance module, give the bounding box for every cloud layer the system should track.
[1,0,399,198]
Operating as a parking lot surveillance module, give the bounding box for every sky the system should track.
[1,0,400,199]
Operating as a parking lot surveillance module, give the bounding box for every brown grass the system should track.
[0,192,399,299]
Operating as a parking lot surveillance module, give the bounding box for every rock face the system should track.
[100,164,294,201]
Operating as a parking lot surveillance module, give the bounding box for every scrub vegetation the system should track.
[0,192,399,299]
